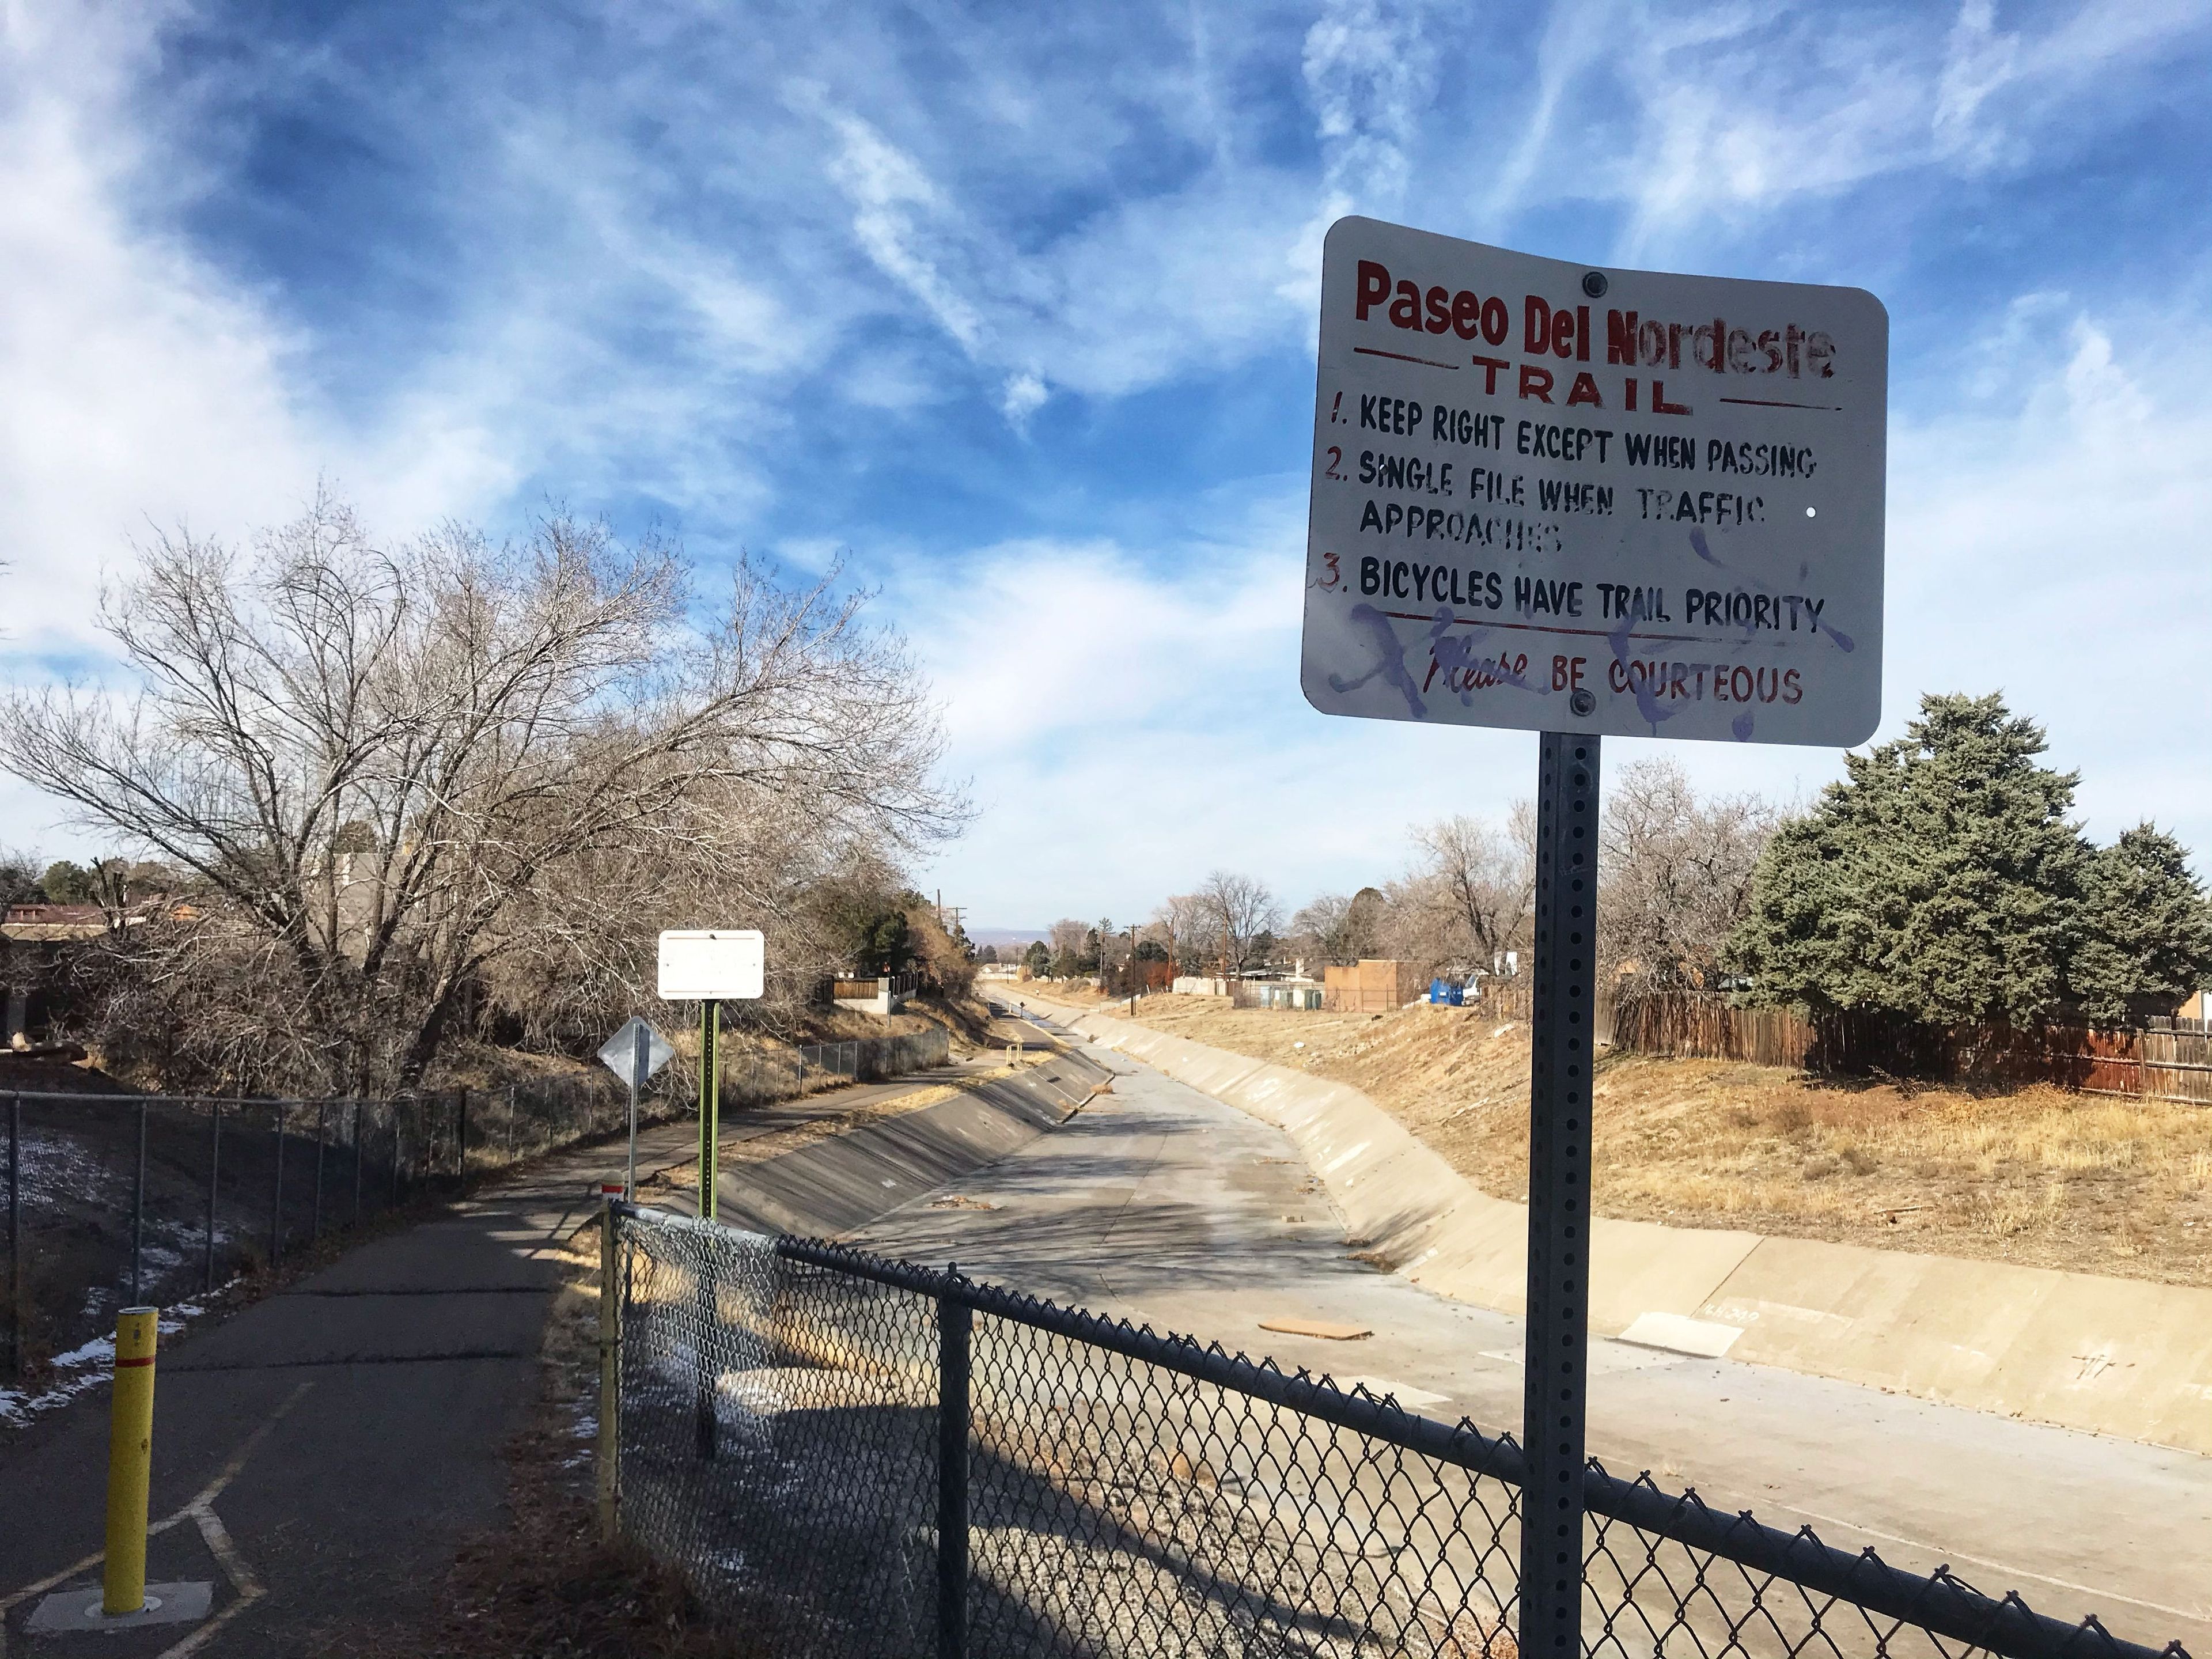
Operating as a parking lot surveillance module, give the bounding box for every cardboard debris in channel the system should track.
[1259,1316,1373,1341]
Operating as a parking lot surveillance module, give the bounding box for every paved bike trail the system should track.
[0,1071,988,1657]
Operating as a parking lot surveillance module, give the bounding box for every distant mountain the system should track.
[967,926,1046,948]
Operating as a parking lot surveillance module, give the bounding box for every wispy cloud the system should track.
[1304,0,1441,217]
[3,0,2212,912]
[0,7,320,653]
[799,82,990,354]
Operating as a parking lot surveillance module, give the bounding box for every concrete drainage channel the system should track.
[695,1048,1112,1240]
[1011,991,2212,1459]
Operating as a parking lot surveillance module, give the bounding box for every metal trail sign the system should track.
[597,1016,675,1198]
[1297,215,1888,1659]
[1301,216,1886,748]
[597,1016,676,1093]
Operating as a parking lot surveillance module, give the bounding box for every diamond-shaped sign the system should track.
[597,1016,676,1091]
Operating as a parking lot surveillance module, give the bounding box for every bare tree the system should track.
[1194,870,1279,976]
[0,493,963,1094]
[1290,885,1388,967]
[1153,893,1210,975]
[0,849,41,907]
[1599,757,1777,991]
[1380,809,1535,977]
[1290,892,1351,965]
[1047,918,1090,975]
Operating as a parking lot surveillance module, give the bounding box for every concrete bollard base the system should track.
[27,1580,213,1633]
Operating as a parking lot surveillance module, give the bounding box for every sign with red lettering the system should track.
[1301,216,1886,746]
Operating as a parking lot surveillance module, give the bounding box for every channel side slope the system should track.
[1016,991,2212,1457]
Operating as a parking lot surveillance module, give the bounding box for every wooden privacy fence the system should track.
[830,971,920,1002]
[1609,994,1812,1069]
[1323,959,1426,1013]
[1605,991,2212,1106]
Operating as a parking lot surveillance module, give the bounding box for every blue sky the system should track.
[2,1,2209,930]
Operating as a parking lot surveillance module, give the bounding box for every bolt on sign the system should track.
[1301,216,1887,745]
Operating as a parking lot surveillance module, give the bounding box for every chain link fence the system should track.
[607,1205,2192,1659]
[2,1076,635,1392]
[2,1026,954,1395]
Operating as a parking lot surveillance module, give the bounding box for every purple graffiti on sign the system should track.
[1328,604,1429,718]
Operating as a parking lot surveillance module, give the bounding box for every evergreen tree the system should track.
[2069,825,2212,1023]
[1729,694,2088,1025]
[40,858,94,904]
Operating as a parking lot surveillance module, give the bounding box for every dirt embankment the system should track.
[1101,995,2212,1290]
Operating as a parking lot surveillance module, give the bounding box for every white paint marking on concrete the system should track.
[1763,1499,2212,1627]
[1482,1344,1690,1376]
[1323,1141,1371,1175]
[1619,1312,1746,1359]
[1707,1297,1855,1332]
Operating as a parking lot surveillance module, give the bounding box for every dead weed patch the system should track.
[1120,997,2212,1287]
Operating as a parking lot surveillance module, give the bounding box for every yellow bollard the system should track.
[103,1307,158,1616]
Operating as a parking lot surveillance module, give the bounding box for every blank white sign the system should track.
[657,929,765,1001]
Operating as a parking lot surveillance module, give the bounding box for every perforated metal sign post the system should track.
[1297,217,1887,1659]
[1522,733,1600,1658]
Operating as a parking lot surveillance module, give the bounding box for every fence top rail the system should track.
[742,1228,2186,1659]
[770,1228,1529,1481]
[1,1089,393,1107]
[0,1088,518,1107]
[621,1200,774,1245]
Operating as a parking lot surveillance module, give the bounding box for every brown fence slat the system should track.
[1605,992,2208,1104]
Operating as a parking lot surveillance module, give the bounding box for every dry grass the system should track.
[1104,995,2212,1288]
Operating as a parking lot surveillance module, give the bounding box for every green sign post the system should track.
[696,999,721,1221]
[658,929,763,1227]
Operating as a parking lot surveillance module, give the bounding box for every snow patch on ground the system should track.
[15,1129,127,1212]
[0,1297,221,1427]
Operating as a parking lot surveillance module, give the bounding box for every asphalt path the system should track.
[0,1065,989,1657]
[854,1001,2212,1653]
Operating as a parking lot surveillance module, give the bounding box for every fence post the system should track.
[7,1093,19,1381]
[937,1281,971,1659]
[389,1103,403,1211]
[312,1101,327,1244]
[270,1100,286,1268]
[351,1100,363,1226]
[597,1200,620,1542]
[204,1098,221,1294]
[506,1084,517,1166]
[457,1086,469,1186]
[131,1101,147,1306]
